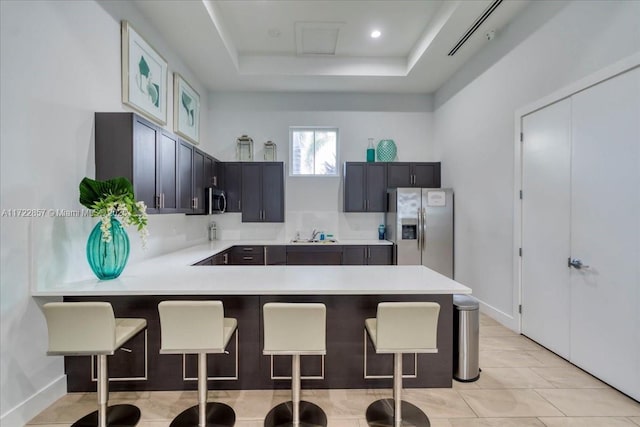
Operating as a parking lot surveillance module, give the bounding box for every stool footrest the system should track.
[71,404,140,427]
[365,399,430,427]
[265,400,327,427]
[170,402,235,427]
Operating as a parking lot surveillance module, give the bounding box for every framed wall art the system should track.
[121,20,167,125]
[173,73,200,145]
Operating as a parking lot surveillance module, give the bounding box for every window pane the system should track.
[290,128,337,176]
[292,131,314,175]
[314,131,336,175]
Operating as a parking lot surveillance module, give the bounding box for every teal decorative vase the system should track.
[86,217,130,280]
[377,139,397,162]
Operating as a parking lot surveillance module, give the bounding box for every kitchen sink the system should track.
[289,239,339,244]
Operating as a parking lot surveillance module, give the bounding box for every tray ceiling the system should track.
[132,0,530,93]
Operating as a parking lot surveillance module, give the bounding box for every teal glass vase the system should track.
[377,139,397,162]
[86,216,130,280]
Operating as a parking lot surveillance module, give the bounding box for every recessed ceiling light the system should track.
[370,30,381,39]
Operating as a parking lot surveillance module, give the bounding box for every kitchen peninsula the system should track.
[32,240,471,393]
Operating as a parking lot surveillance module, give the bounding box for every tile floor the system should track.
[27,314,640,427]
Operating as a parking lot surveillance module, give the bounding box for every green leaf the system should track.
[79,177,134,208]
[138,56,149,78]
[182,92,192,110]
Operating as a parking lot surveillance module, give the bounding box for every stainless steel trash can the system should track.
[453,294,480,382]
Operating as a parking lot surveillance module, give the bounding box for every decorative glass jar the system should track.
[264,140,277,161]
[376,139,397,162]
[236,135,254,161]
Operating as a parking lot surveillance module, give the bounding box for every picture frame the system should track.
[121,20,168,125]
[173,73,200,145]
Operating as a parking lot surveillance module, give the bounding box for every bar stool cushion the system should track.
[158,300,237,354]
[263,302,326,355]
[43,302,146,356]
[366,302,440,353]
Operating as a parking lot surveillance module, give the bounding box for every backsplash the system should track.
[213,211,384,242]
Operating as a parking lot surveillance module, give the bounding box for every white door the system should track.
[521,99,572,359]
[569,67,640,400]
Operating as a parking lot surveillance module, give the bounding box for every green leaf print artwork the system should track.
[137,55,159,107]
[181,92,194,126]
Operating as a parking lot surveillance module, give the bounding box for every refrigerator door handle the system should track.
[417,208,422,250]
[421,207,427,251]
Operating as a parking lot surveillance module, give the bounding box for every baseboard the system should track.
[0,375,66,427]
[476,298,519,332]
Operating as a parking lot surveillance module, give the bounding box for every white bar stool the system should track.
[263,302,327,427]
[364,302,440,427]
[158,300,237,427]
[42,302,147,427]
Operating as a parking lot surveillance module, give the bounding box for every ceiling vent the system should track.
[295,22,344,56]
[447,0,502,56]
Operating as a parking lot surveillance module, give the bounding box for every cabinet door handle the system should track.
[161,193,165,209]
[242,247,254,252]
[223,253,228,264]
[243,256,254,261]
[213,176,217,187]
[155,194,161,209]
[119,347,132,353]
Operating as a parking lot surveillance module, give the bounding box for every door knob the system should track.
[568,258,589,269]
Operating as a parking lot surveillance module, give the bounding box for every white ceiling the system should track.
[132,0,530,94]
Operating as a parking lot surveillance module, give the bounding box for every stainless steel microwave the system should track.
[206,188,226,214]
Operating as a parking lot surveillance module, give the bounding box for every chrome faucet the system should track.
[310,229,320,241]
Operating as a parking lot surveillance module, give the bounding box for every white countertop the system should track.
[32,240,471,297]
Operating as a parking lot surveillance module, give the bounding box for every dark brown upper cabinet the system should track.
[241,162,284,222]
[343,162,387,212]
[178,140,216,214]
[95,112,178,214]
[387,162,441,188]
[222,162,242,213]
[204,154,221,189]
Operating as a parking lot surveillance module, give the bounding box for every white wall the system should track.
[207,92,435,241]
[433,0,640,329]
[0,1,211,424]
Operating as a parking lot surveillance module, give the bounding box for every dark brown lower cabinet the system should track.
[342,245,392,265]
[230,246,264,265]
[286,246,343,265]
[64,294,452,391]
[265,246,286,265]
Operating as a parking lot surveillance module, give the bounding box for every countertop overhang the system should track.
[32,240,471,297]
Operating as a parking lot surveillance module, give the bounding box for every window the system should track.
[289,127,338,176]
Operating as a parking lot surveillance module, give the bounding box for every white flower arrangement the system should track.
[80,177,149,248]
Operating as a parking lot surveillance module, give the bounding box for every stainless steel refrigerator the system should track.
[385,188,454,278]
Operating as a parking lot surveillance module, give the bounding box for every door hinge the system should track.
[519,248,522,256]
[520,132,523,142]
[519,304,522,314]
[519,190,523,199]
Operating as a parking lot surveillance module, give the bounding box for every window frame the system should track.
[288,126,340,177]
